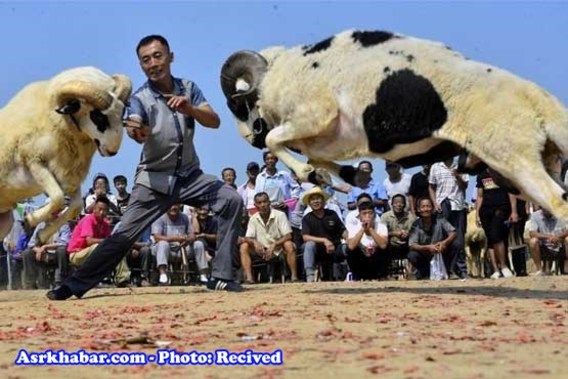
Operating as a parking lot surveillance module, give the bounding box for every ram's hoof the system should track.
[22,217,35,235]
[307,169,332,187]
[338,165,358,186]
[36,228,51,245]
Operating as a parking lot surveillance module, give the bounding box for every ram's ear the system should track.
[55,100,81,115]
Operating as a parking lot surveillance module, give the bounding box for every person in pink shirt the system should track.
[67,196,129,286]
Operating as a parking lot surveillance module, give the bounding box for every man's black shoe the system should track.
[206,278,243,292]
[46,285,73,301]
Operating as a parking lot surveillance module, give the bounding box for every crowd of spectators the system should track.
[1,155,567,290]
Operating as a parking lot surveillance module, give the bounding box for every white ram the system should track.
[221,29,568,220]
[0,66,131,243]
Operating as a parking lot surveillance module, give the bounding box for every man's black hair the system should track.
[136,35,170,55]
[254,191,269,202]
[358,160,373,171]
[94,195,111,207]
[358,201,375,212]
[113,175,127,184]
[356,192,373,203]
[391,193,406,206]
[263,151,277,161]
[221,167,236,175]
[416,196,433,207]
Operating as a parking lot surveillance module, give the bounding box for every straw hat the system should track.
[302,186,331,205]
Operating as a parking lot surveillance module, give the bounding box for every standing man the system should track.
[48,34,243,300]
[383,161,412,205]
[237,162,260,216]
[346,161,388,215]
[408,165,431,216]
[255,151,299,214]
[429,158,469,279]
[113,175,131,217]
[221,167,237,190]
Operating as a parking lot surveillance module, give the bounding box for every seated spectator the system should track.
[381,193,416,263]
[84,173,121,225]
[346,161,388,215]
[113,175,131,217]
[346,201,389,280]
[113,222,151,287]
[301,186,347,282]
[151,203,194,285]
[303,190,344,223]
[240,192,298,284]
[344,192,375,280]
[192,205,218,283]
[23,217,72,289]
[345,193,374,231]
[5,218,34,289]
[528,207,568,275]
[221,167,237,189]
[67,196,129,287]
[408,197,457,280]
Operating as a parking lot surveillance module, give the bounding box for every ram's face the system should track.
[221,51,271,150]
[52,69,131,157]
[228,96,270,150]
[76,94,125,157]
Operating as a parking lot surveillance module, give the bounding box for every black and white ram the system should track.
[221,29,568,220]
[0,67,131,243]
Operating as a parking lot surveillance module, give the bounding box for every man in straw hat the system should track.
[302,186,348,282]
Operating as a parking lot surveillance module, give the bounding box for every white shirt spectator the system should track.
[346,213,388,253]
[383,172,412,203]
[429,161,469,211]
[246,209,292,255]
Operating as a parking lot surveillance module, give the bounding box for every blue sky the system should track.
[1,1,566,204]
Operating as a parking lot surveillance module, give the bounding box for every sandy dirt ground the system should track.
[0,276,566,379]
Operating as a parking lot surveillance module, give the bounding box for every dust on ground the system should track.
[0,276,566,379]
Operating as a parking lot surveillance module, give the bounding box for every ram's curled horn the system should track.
[220,50,268,103]
[112,74,133,103]
[54,80,113,110]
